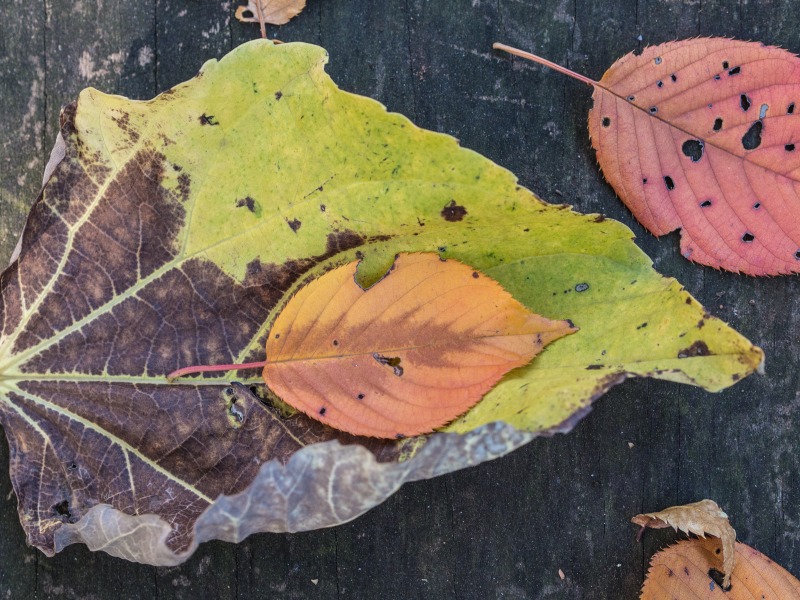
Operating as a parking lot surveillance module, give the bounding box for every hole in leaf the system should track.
[627,95,635,101]
[795,250,800,259]
[700,200,712,207]
[642,178,648,184]
[575,283,589,292]
[602,117,611,127]
[53,500,71,518]
[649,106,658,114]
[713,118,723,131]
[654,56,662,64]
[728,66,741,75]
[741,94,751,111]
[741,121,763,150]
[357,393,365,400]
[753,202,761,209]
[657,80,663,88]
[786,144,796,152]
[789,102,796,114]
[722,61,729,69]
[759,103,769,119]
[681,139,704,162]
[670,73,677,82]
[664,176,675,190]
[319,407,327,416]
[708,569,731,592]
[742,232,755,242]
[714,74,721,81]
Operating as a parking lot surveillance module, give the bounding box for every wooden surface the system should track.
[0,1,798,598]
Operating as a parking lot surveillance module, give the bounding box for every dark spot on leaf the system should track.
[274,333,280,339]
[732,373,740,381]
[741,121,762,150]
[637,322,648,329]
[728,66,741,75]
[575,283,589,292]
[708,569,731,591]
[715,548,721,555]
[742,232,755,242]
[472,271,479,279]
[667,568,674,577]
[678,341,712,358]
[286,218,302,232]
[786,144,796,152]
[713,118,723,131]
[671,73,677,82]
[681,139,704,162]
[700,199,712,207]
[789,102,796,114]
[441,200,467,222]
[684,567,690,576]
[332,340,338,346]
[320,204,326,212]
[199,113,219,126]
[602,117,611,127]
[235,196,256,212]
[740,94,751,111]
[177,173,191,202]
[664,176,675,191]
[275,91,283,100]
[373,353,403,376]
[319,407,327,416]
[357,393,364,400]
[642,178,648,184]
[795,250,800,259]
[586,364,604,370]
[593,215,606,223]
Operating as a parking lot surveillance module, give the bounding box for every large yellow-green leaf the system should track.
[0,40,761,564]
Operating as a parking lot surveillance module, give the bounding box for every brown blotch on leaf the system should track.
[275,91,283,100]
[287,218,302,232]
[373,353,404,377]
[177,173,191,202]
[441,199,467,222]
[678,341,712,358]
[199,113,219,126]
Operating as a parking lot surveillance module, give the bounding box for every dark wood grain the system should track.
[0,1,798,598]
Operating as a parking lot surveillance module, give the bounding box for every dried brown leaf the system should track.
[235,0,307,27]
[633,499,736,588]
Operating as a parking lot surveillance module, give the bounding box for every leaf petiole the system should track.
[167,360,267,382]
[492,42,598,87]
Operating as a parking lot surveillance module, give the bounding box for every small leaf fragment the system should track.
[235,0,306,27]
[641,538,800,599]
[633,499,736,588]
[263,253,577,438]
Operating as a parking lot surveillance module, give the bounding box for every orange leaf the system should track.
[641,538,800,599]
[496,39,800,275]
[263,253,576,438]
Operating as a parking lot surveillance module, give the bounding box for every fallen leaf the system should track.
[235,0,306,30]
[633,499,736,588]
[0,40,762,564]
[641,538,800,599]
[494,39,800,275]
[262,253,575,438]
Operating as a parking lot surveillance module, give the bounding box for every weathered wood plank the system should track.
[0,1,797,598]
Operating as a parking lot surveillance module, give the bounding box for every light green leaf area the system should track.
[49,40,761,435]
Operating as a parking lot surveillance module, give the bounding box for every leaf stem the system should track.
[167,360,267,382]
[254,2,267,39]
[492,42,598,87]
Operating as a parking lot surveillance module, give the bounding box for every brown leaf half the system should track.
[633,499,736,587]
[641,538,800,599]
[235,0,307,26]
[263,253,577,438]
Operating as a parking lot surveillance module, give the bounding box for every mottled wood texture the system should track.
[0,1,798,598]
